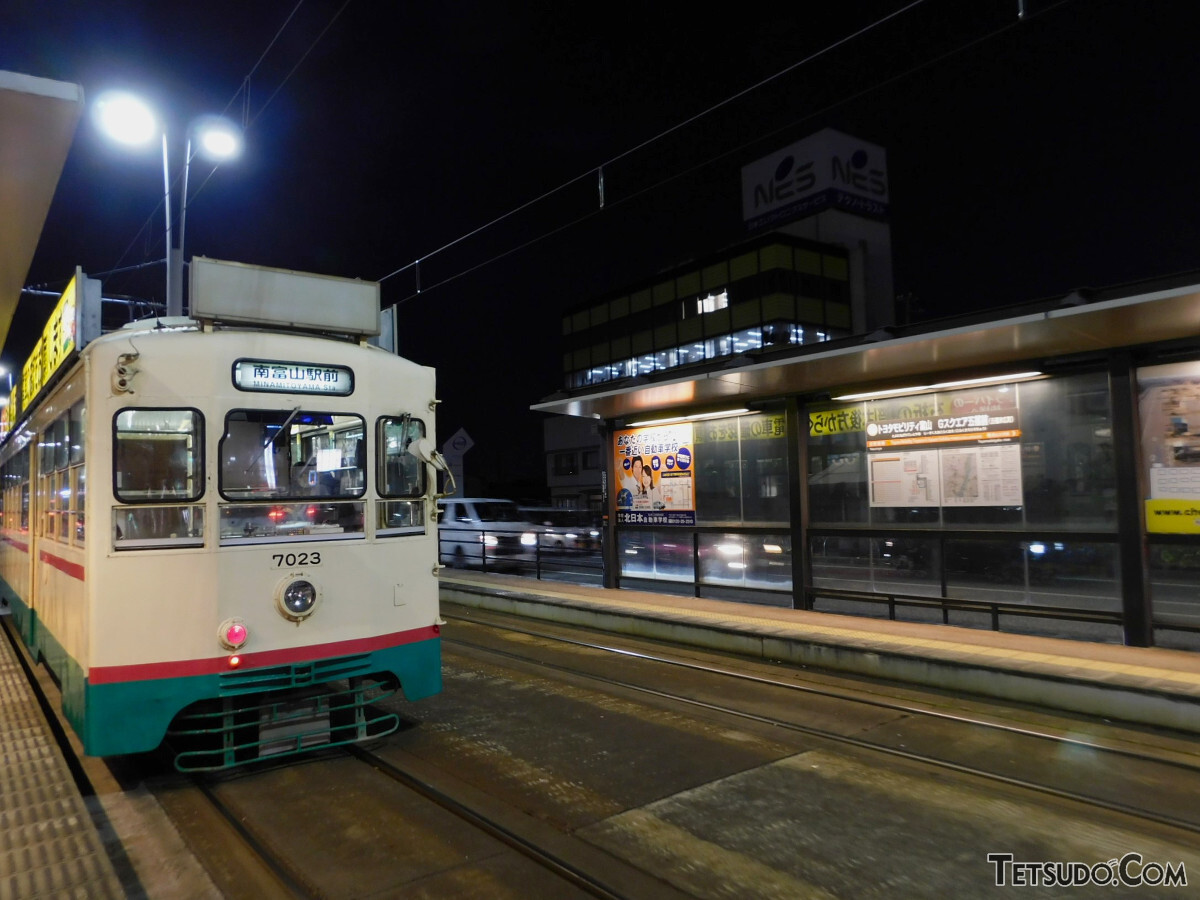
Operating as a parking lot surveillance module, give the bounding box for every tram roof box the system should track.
[189,257,380,336]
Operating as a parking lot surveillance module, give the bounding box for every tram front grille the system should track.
[218,652,374,693]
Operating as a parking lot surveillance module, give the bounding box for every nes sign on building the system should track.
[741,129,889,230]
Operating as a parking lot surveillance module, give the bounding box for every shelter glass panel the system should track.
[806,372,1116,531]
[694,417,742,524]
[740,413,788,524]
[618,530,694,582]
[945,538,1119,609]
[699,533,791,590]
[1148,543,1200,636]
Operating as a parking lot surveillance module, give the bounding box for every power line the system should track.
[385,0,1066,307]
[377,0,929,288]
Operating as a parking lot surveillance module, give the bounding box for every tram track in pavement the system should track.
[440,604,1200,838]
[172,735,670,900]
[5,607,654,899]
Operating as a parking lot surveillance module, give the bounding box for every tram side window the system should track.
[38,414,82,544]
[376,416,427,533]
[1,446,31,533]
[378,417,426,497]
[69,401,85,544]
[114,409,204,502]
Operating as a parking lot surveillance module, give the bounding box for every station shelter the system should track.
[535,257,1200,652]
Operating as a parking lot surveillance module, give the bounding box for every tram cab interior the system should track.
[218,411,367,541]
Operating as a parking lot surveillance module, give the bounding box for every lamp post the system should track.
[94,91,243,316]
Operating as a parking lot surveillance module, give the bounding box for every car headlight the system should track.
[277,578,318,621]
[521,532,537,546]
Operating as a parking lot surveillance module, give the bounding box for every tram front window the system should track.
[114,408,203,502]
[219,409,366,543]
[220,410,366,500]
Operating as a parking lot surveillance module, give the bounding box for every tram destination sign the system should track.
[233,359,354,395]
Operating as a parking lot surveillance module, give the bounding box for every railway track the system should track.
[441,606,1200,837]
[179,737,670,900]
[16,602,1200,897]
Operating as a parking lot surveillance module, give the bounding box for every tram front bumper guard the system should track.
[167,675,399,772]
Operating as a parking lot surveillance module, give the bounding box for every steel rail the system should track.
[345,745,631,900]
[442,610,1200,771]
[443,615,1200,836]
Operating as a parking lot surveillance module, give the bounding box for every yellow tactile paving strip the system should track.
[441,572,1200,695]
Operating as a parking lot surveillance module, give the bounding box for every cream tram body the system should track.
[0,320,442,759]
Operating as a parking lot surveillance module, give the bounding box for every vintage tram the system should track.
[0,258,445,769]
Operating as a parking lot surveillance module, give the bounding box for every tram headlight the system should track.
[277,578,319,622]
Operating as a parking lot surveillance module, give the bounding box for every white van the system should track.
[436,498,538,568]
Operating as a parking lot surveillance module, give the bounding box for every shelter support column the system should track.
[600,420,619,589]
[1110,349,1153,646]
[786,396,812,609]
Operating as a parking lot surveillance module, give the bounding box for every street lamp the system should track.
[93,91,243,316]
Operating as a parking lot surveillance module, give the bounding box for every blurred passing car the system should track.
[518,507,601,551]
[437,498,538,568]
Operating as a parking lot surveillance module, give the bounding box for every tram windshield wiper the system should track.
[244,405,301,473]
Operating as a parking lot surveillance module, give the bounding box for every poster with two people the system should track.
[614,422,696,525]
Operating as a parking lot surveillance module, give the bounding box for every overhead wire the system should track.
[382,0,1070,306]
[377,0,929,288]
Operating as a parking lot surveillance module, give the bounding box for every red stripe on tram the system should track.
[88,625,441,684]
[39,549,85,581]
[2,533,30,553]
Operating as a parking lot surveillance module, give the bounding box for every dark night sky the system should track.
[4,0,1200,496]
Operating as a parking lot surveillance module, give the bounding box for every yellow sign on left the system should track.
[14,274,79,422]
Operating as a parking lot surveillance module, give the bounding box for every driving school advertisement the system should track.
[614,423,696,525]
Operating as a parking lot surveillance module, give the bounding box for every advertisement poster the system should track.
[865,387,1024,508]
[868,450,940,506]
[1139,362,1200,533]
[614,423,695,525]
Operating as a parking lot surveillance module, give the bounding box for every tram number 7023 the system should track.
[271,551,323,568]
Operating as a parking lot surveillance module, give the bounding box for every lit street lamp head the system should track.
[192,114,243,163]
[93,91,158,146]
[91,91,243,317]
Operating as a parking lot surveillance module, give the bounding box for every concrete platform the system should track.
[439,571,1200,735]
[0,612,126,900]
